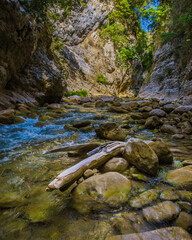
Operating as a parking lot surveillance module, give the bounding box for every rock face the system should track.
[139,43,192,100]
[166,166,192,190]
[107,227,192,240]
[51,0,135,96]
[95,122,126,141]
[123,138,159,176]
[72,172,132,213]
[0,0,66,109]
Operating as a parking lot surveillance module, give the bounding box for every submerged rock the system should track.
[112,212,153,234]
[129,189,159,209]
[166,166,192,190]
[123,138,159,176]
[73,120,91,128]
[95,122,126,141]
[143,201,180,224]
[107,227,192,240]
[0,192,27,208]
[72,172,132,214]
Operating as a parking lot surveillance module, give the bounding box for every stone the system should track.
[47,103,62,109]
[172,134,185,139]
[0,192,27,208]
[183,160,192,166]
[129,189,159,208]
[73,120,91,128]
[112,212,153,234]
[72,172,132,213]
[123,138,159,176]
[102,157,128,173]
[0,109,15,124]
[180,121,192,134]
[107,227,192,240]
[14,116,26,123]
[177,190,192,203]
[95,100,106,108]
[93,115,106,120]
[139,106,152,112]
[160,190,179,201]
[162,103,175,113]
[176,201,192,212]
[149,109,166,117]
[39,115,54,121]
[108,106,128,113]
[166,166,192,190]
[143,201,180,224]
[122,102,139,110]
[161,124,179,134]
[95,122,126,141]
[145,116,161,129]
[147,140,173,164]
[83,169,95,178]
[173,105,192,114]
[176,212,192,231]
[130,113,143,120]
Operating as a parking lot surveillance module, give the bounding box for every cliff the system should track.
[0,0,66,110]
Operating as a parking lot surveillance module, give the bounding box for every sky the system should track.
[140,0,160,31]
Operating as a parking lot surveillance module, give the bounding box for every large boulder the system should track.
[95,122,126,141]
[0,109,15,124]
[165,166,192,190]
[147,140,173,164]
[72,172,132,213]
[107,227,191,240]
[145,116,161,129]
[143,201,180,224]
[101,157,128,173]
[123,138,159,176]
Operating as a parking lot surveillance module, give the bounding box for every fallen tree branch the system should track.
[46,141,126,191]
[43,142,101,155]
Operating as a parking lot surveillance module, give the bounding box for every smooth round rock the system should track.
[72,172,132,214]
[102,157,128,173]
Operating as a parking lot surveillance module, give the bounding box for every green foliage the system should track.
[100,0,154,70]
[96,74,108,84]
[66,90,89,97]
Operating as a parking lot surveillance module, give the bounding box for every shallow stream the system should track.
[0,102,192,239]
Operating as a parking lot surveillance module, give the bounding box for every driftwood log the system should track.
[44,142,101,155]
[46,141,126,191]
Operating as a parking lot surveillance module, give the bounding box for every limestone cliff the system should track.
[52,0,134,97]
[0,0,66,110]
[139,43,192,101]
